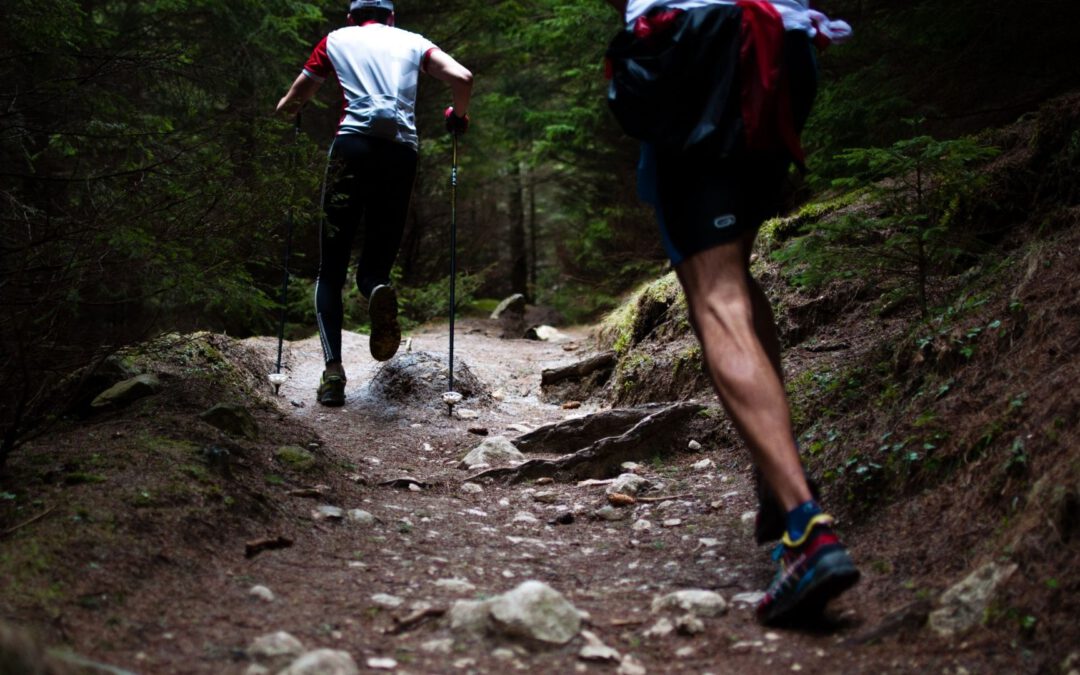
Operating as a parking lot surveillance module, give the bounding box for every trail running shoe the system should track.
[756,514,860,625]
[754,474,822,544]
[317,371,346,407]
[368,284,401,362]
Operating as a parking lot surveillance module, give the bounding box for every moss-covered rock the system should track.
[274,446,316,472]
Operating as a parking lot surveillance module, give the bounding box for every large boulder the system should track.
[489,581,582,646]
[91,374,161,409]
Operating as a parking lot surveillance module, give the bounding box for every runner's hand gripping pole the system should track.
[442,130,462,416]
[270,111,302,396]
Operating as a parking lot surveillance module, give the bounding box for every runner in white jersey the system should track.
[276,0,473,407]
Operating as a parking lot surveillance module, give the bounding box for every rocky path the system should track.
[210,323,889,675]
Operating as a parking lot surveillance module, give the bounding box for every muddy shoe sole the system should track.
[368,285,401,362]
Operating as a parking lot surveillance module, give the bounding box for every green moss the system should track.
[274,446,316,472]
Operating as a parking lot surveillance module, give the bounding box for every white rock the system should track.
[688,440,703,451]
[651,590,727,617]
[449,599,493,635]
[249,585,275,602]
[740,511,757,531]
[456,409,480,420]
[420,638,454,654]
[461,482,484,494]
[248,631,304,659]
[606,473,648,496]
[594,506,628,521]
[618,654,648,675]
[459,436,525,469]
[643,617,674,639]
[512,512,540,525]
[730,591,766,607]
[676,646,696,658]
[489,580,582,645]
[347,509,376,526]
[435,578,477,593]
[366,657,397,671]
[691,458,714,471]
[371,593,404,609]
[533,490,559,504]
[929,562,1019,637]
[244,665,270,675]
[699,538,720,548]
[579,630,621,662]
[621,462,645,473]
[632,519,652,532]
[279,650,359,675]
[662,519,682,528]
[491,647,516,660]
[313,505,345,521]
[676,614,705,635]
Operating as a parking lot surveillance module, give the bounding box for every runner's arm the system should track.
[276,73,321,116]
[425,49,473,117]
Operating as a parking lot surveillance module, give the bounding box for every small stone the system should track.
[593,506,628,522]
[249,585,274,602]
[730,591,766,607]
[632,519,652,532]
[618,655,647,675]
[535,477,554,485]
[279,650,359,675]
[508,424,532,433]
[740,511,757,530]
[676,614,705,635]
[699,538,720,548]
[533,491,559,504]
[312,505,345,521]
[687,440,702,451]
[461,482,484,494]
[644,618,674,639]
[459,436,525,469]
[371,593,404,609]
[456,409,480,420]
[512,512,540,525]
[488,580,583,645]
[675,646,696,658]
[606,473,648,497]
[764,632,780,641]
[662,519,682,528]
[652,590,727,617]
[366,658,397,670]
[420,638,454,654]
[621,462,645,473]
[435,578,477,593]
[492,389,507,401]
[347,509,376,526]
[248,631,304,659]
[562,401,582,410]
[691,458,714,471]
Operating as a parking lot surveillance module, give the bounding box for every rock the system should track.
[420,639,454,654]
[347,509,376,526]
[579,630,621,662]
[561,400,582,410]
[662,519,682,528]
[533,491,559,504]
[676,614,705,635]
[621,462,645,473]
[371,593,404,609]
[730,591,766,607]
[248,631,304,659]
[651,590,727,617]
[928,562,1019,637]
[491,294,527,320]
[275,446,316,472]
[593,506,628,522]
[461,482,484,494]
[489,580,582,645]
[199,403,258,439]
[512,512,541,525]
[691,458,715,471]
[312,505,344,522]
[449,599,493,636]
[606,474,648,497]
[460,436,525,470]
[740,511,757,532]
[249,585,274,602]
[244,666,270,675]
[643,618,675,639]
[632,519,652,532]
[279,650,359,675]
[687,440,702,451]
[535,477,554,485]
[435,578,477,593]
[91,374,161,409]
[618,655,647,675]
[525,325,570,342]
[366,657,397,670]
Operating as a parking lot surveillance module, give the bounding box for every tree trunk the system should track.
[508,162,528,300]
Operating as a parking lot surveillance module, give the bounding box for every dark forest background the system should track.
[2,0,1078,460]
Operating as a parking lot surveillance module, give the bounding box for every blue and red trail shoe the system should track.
[756,514,860,625]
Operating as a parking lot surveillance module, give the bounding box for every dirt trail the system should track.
[1,322,1027,674]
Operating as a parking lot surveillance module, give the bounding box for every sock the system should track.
[785,500,823,544]
[324,361,345,378]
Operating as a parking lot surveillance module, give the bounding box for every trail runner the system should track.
[277,0,472,406]
[603,0,858,625]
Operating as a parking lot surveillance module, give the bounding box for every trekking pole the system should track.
[269,111,302,396]
[442,131,463,416]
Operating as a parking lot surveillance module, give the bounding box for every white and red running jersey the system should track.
[302,23,438,149]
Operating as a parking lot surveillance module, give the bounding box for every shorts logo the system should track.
[713,214,737,230]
